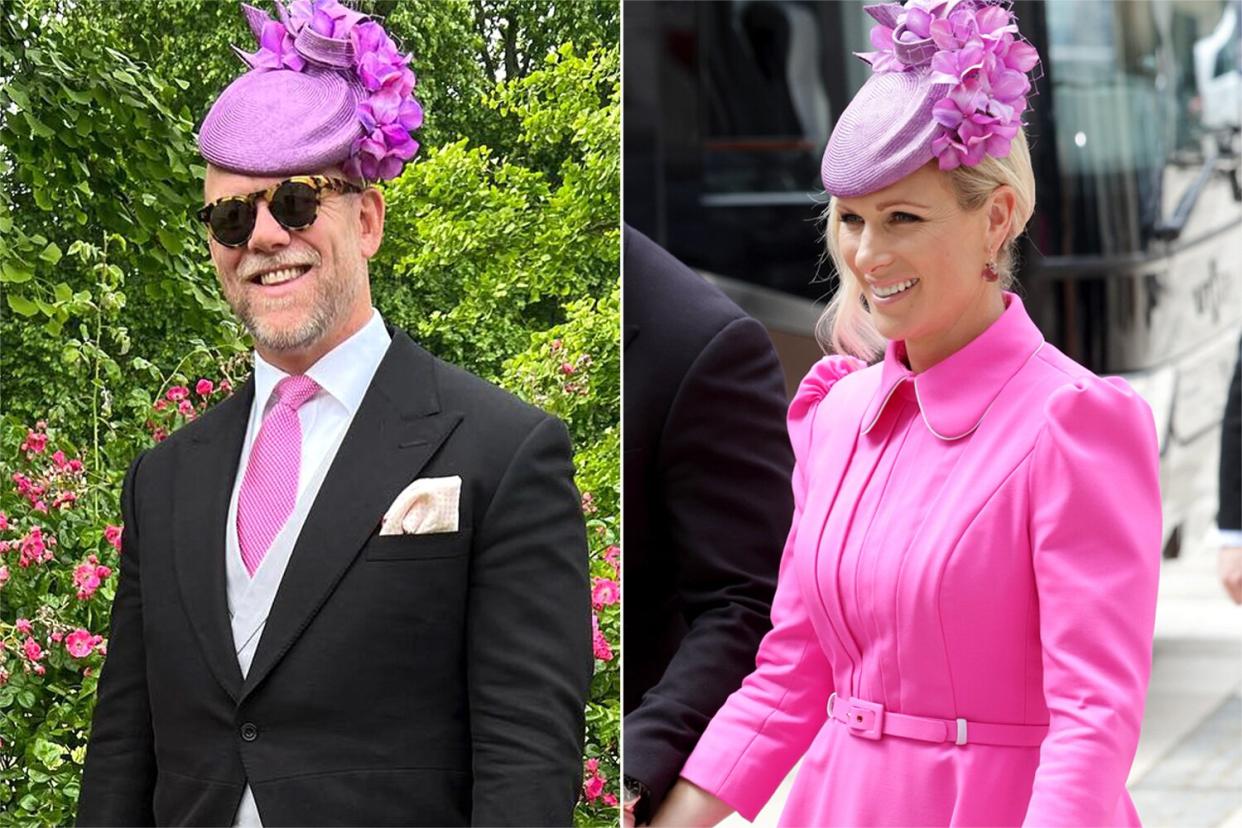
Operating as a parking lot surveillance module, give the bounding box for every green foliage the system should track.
[0,0,619,824]
[0,0,244,442]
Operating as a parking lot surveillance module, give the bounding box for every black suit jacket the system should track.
[1221,336,1241,532]
[622,227,793,814]
[77,329,592,827]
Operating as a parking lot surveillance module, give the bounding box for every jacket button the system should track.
[240,722,259,742]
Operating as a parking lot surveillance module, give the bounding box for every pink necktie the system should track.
[237,374,321,577]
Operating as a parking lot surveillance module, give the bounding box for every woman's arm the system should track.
[651,779,737,827]
[1023,378,1162,825]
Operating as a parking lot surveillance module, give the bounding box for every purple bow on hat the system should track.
[821,0,1041,196]
[200,0,423,182]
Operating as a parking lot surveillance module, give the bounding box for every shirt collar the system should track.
[861,291,1045,441]
[252,308,392,416]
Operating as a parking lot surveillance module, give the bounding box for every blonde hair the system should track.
[815,127,1036,362]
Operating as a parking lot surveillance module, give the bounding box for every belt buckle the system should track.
[845,697,885,740]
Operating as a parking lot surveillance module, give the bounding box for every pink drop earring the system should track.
[983,259,999,282]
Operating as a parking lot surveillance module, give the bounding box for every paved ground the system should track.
[721,475,1241,827]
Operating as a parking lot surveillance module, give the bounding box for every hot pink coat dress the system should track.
[680,293,1161,826]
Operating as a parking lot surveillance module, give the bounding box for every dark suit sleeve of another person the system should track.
[626,316,793,812]
[1221,337,1241,532]
[467,414,592,826]
[76,452,156,826]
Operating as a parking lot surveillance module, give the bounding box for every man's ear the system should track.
[357,186,386,259]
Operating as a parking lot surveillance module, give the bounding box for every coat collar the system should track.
[861,292,1045,441]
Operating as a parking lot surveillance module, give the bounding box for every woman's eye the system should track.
[841,213,862,225]
[892,211,921,223]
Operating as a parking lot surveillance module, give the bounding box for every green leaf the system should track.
[63,85,93,105]
[40,243,63,266]
[19,794,38,812]
[53,283,72,303]
[34,739,67,770]
[156,227,184,256]
[7,294,38,316]
[33,187,53,211]
[1,262,34,283]
[17,690,36,709]
[22,110,55,138]
[4,85,30,110]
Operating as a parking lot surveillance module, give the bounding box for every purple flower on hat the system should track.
[857,0,1040,172]
[288,0,355,38]
[252,21,305,71]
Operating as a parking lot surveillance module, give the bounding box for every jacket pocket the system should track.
[364,528,472,562]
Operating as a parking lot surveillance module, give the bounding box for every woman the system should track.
[651,1,1161,825]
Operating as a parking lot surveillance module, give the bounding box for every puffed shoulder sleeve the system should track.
[679,354,864,820]
[787,355,867,471]
[1023,377,1162,826]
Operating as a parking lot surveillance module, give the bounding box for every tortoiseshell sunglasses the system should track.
[196,175,364,247]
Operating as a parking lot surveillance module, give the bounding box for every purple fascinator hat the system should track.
[198,0,423,182]
[821,0,1041,198]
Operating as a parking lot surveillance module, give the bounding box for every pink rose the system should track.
[591,614,613,662]
[559,362,576,376]
[177,399,194,416]
[0,565,8,587]
[591,578,619,608]
[64,628,95,659]
[603,545,620,573]
[583,775,604,801]
[51,631,63,643]
[68,459,83,472]
[74,560,103,600]
[51,450,68,468]
[105,524,123,551]
[21,429,48,455]
[23,636,43,662]
[0,511,7,531]
[603,793,618,807]
[195,378,215,396]
[166,386,189,402]
[33,664,46,676]
[15,618,32,635]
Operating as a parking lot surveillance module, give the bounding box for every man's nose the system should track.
[247,200,291,253]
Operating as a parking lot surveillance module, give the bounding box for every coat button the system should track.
[240,722,259,742]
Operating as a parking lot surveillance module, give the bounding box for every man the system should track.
[1219,336,1241,603]
[76,4,591,825]
[621,226,793,825]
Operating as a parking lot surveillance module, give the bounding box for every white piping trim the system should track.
[915,339,1048,442]
[861,377,908,436]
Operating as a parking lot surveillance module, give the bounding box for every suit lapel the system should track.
[239,331,462,702]
[173,380,254,702]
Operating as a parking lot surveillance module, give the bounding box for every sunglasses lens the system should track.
[270,181,319,230]
[210,199,257,247]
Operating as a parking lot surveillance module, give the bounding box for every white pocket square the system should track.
[380,475,461,536]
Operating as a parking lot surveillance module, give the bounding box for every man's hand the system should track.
[1219,546,1242,604]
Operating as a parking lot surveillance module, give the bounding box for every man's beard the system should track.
[222,250,362,355]
[223,254,361,353]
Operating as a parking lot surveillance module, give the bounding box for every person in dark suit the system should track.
[1219,336,1241,604]
[622,226,793,825]
[76,6,591,826]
